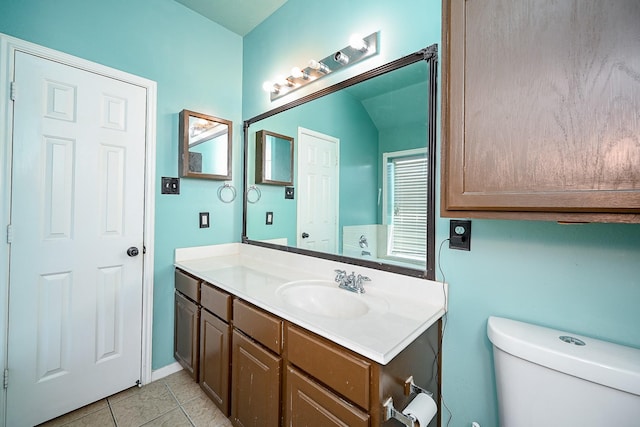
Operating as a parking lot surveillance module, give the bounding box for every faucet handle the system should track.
[334,269,346,282]
[355,274,371,289]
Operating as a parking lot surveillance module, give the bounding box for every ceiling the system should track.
[174,0,288,36]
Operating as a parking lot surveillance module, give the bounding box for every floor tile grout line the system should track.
[106,398,118,427]
[163,380,197,426]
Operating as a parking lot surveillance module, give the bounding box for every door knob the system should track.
[301,232,309,239]
[127,247,140,257]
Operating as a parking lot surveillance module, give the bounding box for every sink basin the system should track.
[276,279,388,319]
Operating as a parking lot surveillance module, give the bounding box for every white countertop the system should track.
[174,243,447,365]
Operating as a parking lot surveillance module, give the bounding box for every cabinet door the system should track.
[231,330,281,427]
[200,309,231,415]
[442,0,640,222]
[285,366,369,427]
[174,291,199,380]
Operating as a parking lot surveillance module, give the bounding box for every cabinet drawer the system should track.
[286,325,371,409]
[175,268,199,302]
[201,282,232,322]
[232,300,282,355]
[286,365,369,427]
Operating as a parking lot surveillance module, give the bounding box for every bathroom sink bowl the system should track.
[276,280,388,319]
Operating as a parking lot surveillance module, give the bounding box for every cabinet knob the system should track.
[301,232,309,239]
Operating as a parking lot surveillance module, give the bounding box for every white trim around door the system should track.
[0,33,157,427]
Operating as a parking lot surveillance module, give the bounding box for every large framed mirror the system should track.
[242,45,438,279]
[179,109,232,180]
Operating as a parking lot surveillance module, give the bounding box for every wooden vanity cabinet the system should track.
[285,324,371,426]
[231,300,283,427]
[441,0,640,223]
[286,365,369,427]
[199,282,233,415]
[285,323,441,427]
[174,269,200,380]
[174,268,441,427]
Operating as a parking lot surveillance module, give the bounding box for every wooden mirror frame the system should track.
[179,109,232,180]
[255,130,294,186]
[242,45,439,280]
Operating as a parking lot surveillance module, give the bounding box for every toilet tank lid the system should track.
[487,316,640,396]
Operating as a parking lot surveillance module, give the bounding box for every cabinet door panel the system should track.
[286,366,369,427]
[174,291,199,380]
[231,330,281,427]
[443,0,640,220]
[200,309,230,415]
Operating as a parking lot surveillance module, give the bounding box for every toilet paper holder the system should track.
[382,376,434,427]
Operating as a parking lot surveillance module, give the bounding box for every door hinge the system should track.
[6,224,13,244]
[143,245,146,254]
[10,81,16,101]
[3,369,8,389]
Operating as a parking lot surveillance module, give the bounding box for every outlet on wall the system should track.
[449,219,471,250]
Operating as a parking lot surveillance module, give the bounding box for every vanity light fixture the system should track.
[349,33,369,52]
[263,31,379,101]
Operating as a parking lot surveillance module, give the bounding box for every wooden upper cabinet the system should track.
[442,0,640,222]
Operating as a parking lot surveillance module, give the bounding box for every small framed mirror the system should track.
[255,130,294,185]
[179,109,232,180]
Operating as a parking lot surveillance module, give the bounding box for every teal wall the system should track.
[244,1,640,427]
[246,90,378,249]
[0,0,244,370]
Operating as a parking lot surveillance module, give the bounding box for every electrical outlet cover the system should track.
[285,186,295,199]
[449,220,471,250]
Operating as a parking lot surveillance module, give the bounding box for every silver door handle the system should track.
[127,247,139,257]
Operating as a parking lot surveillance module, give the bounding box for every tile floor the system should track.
[39,370,233,427]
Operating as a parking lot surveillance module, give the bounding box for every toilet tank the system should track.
[487,316,640,427]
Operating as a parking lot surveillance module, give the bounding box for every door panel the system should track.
[7,51,147,427]
[297,128,339,252]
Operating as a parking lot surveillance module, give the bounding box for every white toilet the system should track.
[487,316,640,427]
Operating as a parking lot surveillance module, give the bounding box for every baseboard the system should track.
[150,361,183,382]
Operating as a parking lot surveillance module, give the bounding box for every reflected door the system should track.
[297,128,339,252]
[7,52,146,426]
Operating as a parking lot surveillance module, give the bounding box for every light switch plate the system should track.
[199,212,210,228]
[161,177,180,194]
[266,211,273,225]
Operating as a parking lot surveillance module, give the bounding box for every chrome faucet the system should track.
[334,269,370,294]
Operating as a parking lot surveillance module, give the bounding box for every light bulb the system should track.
[262,81,280,94]
[308,59,330,74]
[291,67,303,78]
[349,33,368,52]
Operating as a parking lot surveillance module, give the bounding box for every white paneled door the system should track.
[7,52,146,427]
[296,128,339,253]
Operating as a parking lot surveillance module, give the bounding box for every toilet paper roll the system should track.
[404,393,437,426]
